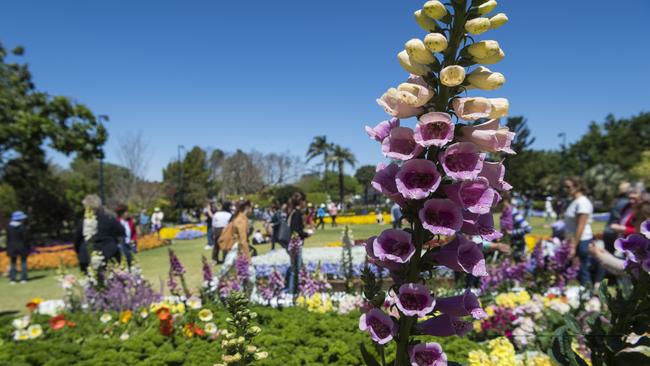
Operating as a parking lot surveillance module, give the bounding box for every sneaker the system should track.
[204,245,212,251]
[20,280,27,284]
[9,281,16,285]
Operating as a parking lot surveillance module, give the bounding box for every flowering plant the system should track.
[359,1,515,364]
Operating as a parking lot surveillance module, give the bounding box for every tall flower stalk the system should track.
[360,1,513,365]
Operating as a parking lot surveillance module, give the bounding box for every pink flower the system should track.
[434,289,487,320]
[432,235,487,276]
[372,163,402,202]
[479,161,512,191]
[409,342,448,366]
[359,308,397,345]
[443,177,496,215]
[438,142,486,181]
[365,118,400,142]
[382,127,425,161]
[395,159,441,200]
[373,229,415,264]
[461,213,502,241]
[377,88,424,119]
[458,119,515,154]
[452,97,492,121]
[419,199,463,236]
[394,283,435,318]
[414,112,455,148]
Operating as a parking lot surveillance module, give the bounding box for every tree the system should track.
[219,150,264,196]
[306,136,333,192]
[114,131,153,207]
[505,116,535,153]
[355,165,376,204]
[583,163,628,208]
[631,150,650,185]
[328,144,356,204]
[252,151,303,188]
[162,146,210,218]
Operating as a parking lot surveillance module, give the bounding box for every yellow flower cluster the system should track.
[150,301,186,314]
[518,352,555,366]
[468,337,517,366]
[159,224,208,240]
[495,290,531,308]
[295,294,334,314]
[322,214,392,225]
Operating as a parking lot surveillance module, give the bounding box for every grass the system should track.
[0,217,604,313]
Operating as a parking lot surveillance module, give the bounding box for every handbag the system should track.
[277,211,294,247]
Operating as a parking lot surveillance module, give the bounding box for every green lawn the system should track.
[0,217,604,313]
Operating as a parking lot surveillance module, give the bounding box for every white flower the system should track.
[13,330,29,341]
[120,332,130,341]
[198,309,214,322]
[585,297,601,313]
[27,324,43,339]
[100,313,112,324]
[204,322,218,335]
[12,316,30,330]
[60,274,77,290]
[139,309,149,319]
[187,295,202,310]
[549,301,571,315]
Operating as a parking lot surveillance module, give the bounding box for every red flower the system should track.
[157,308,173,336]
[50,315,67,331]
[193,325,205,337]
[66,321,77,328]
[26,302,39,312]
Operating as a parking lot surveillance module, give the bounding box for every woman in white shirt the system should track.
[564,176,596,286]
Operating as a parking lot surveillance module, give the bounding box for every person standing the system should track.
[602,182,631,253]
[151,207,164,237]
[211,201,232,263]
[316,204,326,230]
[329,202,338,227]
[115,204,135,270]
[204,200,216,251]
[217,200,253,274]
[269,204,282,250]
[138,209,150,236]
[7,211,29,284]
[286,192,311,293]
[564,177,596,286]
[544,196,556,222]
[391,202,402,229]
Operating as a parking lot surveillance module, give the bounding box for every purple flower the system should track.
[461,212,502,241]
[479,161,512,191]
[167,270,179,295]
[373,229,415,264]
[432,235,487,276]
[382,127,425,161]
[615,234,649,264]
[201,255,213,284]
[396,159,442,200]
[288,237,304,257]
[444,177,496,215]
[168,249,186,275]
[641,220,650,240]
[438,142,486,181]
[359,308,397,345]
[366,236,405,272]
[235,255,250,280]
[415,314,472,337]
[459,119,515,154]
[365,118,400,142]
[419,199,463,236]
[434,289,486,319]
[414,112,455,148]
[372,163,403,202]
[395,283,435,318]
[409,342,448,366]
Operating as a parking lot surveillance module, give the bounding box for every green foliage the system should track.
[631,150,650,185]
[296,172,360,200]
[355,165,376,204]
[328,144,356,204]
[162,146,210,219]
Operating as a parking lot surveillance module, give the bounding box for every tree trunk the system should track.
[338,162,344,204]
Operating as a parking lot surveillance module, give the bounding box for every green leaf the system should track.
[360,343,381,366]
[615,346,650,363]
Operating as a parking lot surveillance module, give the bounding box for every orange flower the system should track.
[183,324,195,338]
[66,321,77,328]
[26,302,39,312]
[156,307,171,321]
[50,314,67,330]
[193,325,205,337]
[120,310,133,324]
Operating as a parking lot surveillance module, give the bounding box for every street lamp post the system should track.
[178,145,185,224]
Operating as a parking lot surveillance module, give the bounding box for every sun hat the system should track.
[11,211,27,221]
[154,207,161,212]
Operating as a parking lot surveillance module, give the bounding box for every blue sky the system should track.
[2,0,649,181]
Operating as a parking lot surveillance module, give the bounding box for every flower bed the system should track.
[159,224,207,240]
[322,213,393,225]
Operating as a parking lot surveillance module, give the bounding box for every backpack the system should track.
[276,211,295,247]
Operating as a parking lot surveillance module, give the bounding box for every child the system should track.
[7,211,30,284]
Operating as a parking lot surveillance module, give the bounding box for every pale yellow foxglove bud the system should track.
[467,40,500,59]
[405,39,436,65]
[424,33,448,52]
[397,50,429,76]
[489,13,508,29]
[414,10,438,32]
[488,98,509,119]
[465,17,491,35]
[477,0,498,15]
[467,66,505,90]
[475,48,505,65]
[440,65,466,87]
[423,1,447,20]
[397,81,434,107]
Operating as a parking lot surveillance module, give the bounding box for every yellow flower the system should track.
[405,39,436,65]
[100,313,112,324]
[173,303,186,314]
[467,40,500,59]
[139,308,149,319]
[183,324,194,338]
[467,66,505,90]
[475,48,505,65]
[414,10,439,32]
[397,50,429,76]
[477,0,498,16]
[30,297,44,305]
[423,0,447,20]
[489,13,508,29]
[14,330,30,341]
[27,324,43,339]
[465,17,491,35]
[516,290,531,305]
[488,98,509,119]
[120,310,133,324]
[440,65,466,86]
[424,33,448,52]
[205,322,218,334]
[198,309,213,322]
[486,305,495,317]
[468,350,492,366]
[473,320,482,332]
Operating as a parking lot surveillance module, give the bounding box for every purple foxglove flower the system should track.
[409,342,448,366]
[432,235,487,276]
[461,212,502,241]
[414,112,455,148]
[366,236,406,272]
[377,88,424,119]
[438,142,486,181]
[168,249,186,275]
[396,159,442,200]
[419,199,463,236]
[641,220,650,240]
[444,177,496,215]
[458,119,516,154]
[479,161,512,191]
[359,308,397,345]
[382,127,425,161]
[372,163,403,202]
[373,229,415,264]
[415,314,472,337]
[365,118,400,142]
[395,283,435,318]
[434,289,487,320]
[615,234,650,264]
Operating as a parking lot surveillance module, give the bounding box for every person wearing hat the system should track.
[6,211,30,284]
[151,207,164,238]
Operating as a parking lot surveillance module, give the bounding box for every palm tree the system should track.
[306,136,333,194]
[328,144,357,204]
